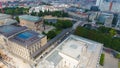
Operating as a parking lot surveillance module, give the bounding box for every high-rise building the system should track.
[96,0,103,6]
[96,0,120,12]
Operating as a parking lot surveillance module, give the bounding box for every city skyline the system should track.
[0,0,120,68]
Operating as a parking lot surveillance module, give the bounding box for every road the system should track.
[104,52,118,68]
[35,28,72,62]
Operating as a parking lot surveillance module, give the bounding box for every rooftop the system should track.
[0,25,27,37]
[9,30,44,47]
[43,35,103,66]
[19,15,42,22]
[4,19,18,25]
[0,13,11,20]
[58,38,85,60]
[46,50,62,66]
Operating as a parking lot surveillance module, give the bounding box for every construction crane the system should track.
[0,2,4,13]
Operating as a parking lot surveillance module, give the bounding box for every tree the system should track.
[55,20,73,29]
[109,29,117,37]
[31,12,37,16]
[116,53,120,59]
[47,30,56,39]
[100,54,105,66]
[98,26,111,33]
[3,7,29,15]
[15,16,20,23]
[74,26,120,52]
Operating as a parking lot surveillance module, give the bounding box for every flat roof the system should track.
[46,50,62,66]
[9,30,44,47]
[44,35,103,66]
[4,19,18,25]
[58,38,85,60]
[0,13,11,20]
[0,25,27,37]
[19,15,42,22]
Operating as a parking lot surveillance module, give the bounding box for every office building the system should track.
[96,0,120,12]
[97,12,114,27]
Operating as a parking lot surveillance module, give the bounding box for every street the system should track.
[104,52,118,68]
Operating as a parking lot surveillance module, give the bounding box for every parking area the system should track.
[103,52,118,68]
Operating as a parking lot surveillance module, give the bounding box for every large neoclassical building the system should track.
[19,15,43,31]
[38,35,103,68]
[0,25,47,62]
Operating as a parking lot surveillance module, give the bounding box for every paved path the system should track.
[104,52,118,68]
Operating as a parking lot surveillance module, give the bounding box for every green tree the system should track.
[2,7,29,15]
[47,30,56,39]
[116,53,120,59]
[31,12,37,16]
[15,16,20,23]
[100,54,105,66]
[98,26,111,33]
[55,20,73,29]
[109,29,117,37]
[74,26,120,52]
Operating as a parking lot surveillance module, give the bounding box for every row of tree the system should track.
[75,26,120,52]
[44,20,73,29]
[45,20,73,39]
[0,7,29,15]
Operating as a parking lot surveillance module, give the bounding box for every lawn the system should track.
[118,62,120,68]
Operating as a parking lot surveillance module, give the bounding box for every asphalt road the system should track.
[104,52,118,68]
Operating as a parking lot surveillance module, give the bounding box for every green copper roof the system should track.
[19,15,42,22]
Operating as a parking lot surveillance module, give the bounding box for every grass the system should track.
[118,62,120,68]
[100,53,105,66]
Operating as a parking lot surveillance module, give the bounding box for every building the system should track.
[89,12,98,21]
[0,13,12,20]
[38,35,103,68]
[29,4,69,13]
[44,16,58,24]
[0,25,47,62]
[96,0,103,6]
[97,12,114,27]
[0,25,27,46]
[19,15,43,31]
[96,0,120,12]
[0,13,17,26]
[115,15,120,30]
